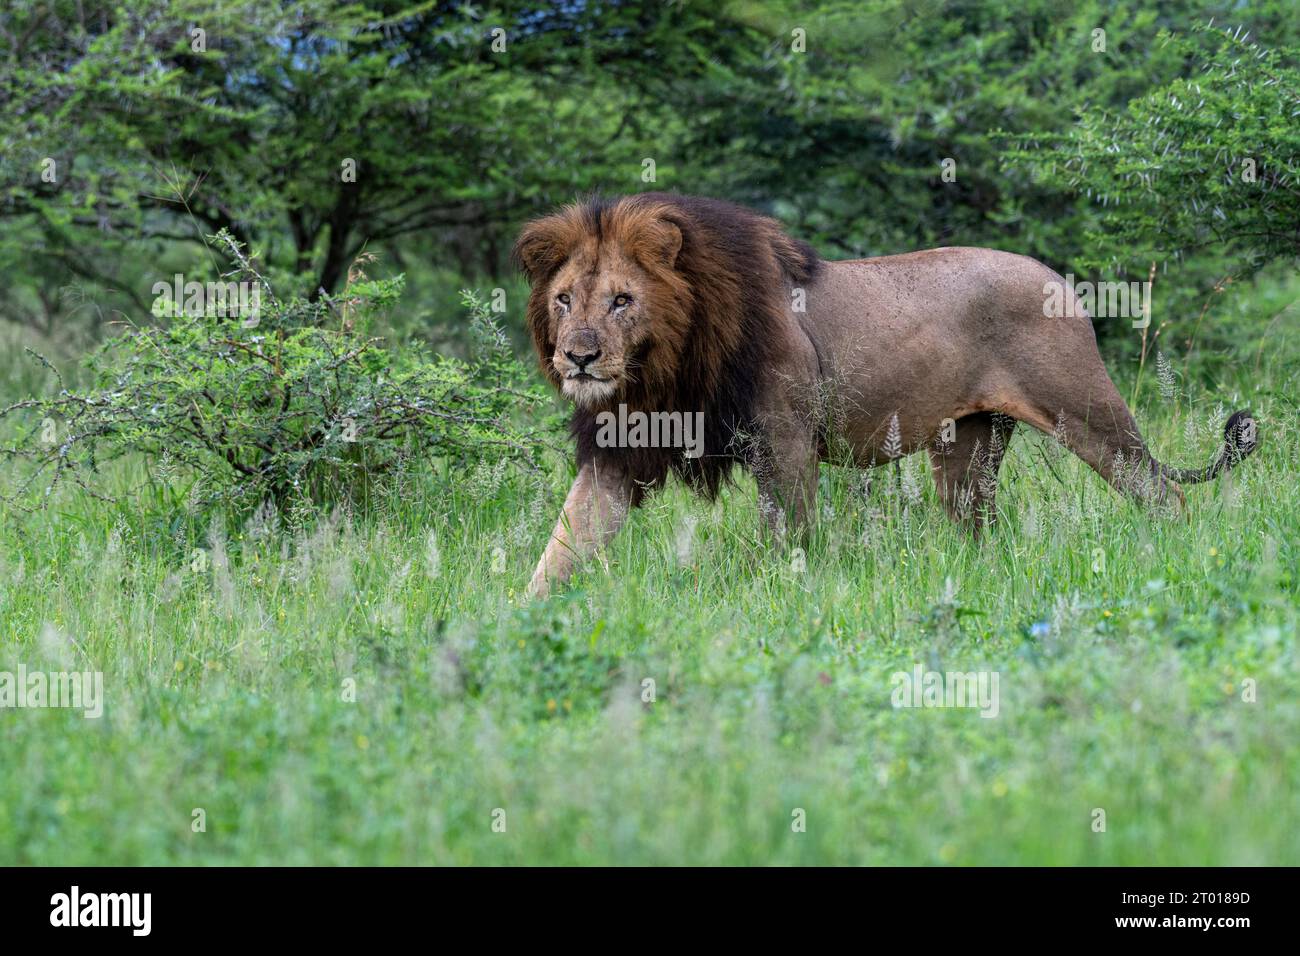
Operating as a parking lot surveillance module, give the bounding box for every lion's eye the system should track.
[612,294,631,309]
[556,293,570,307]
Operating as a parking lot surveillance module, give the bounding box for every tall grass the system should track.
[0,279,1296,865]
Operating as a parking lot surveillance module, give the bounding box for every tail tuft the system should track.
[1222,409,1259,467]
[1161,409,1259,485]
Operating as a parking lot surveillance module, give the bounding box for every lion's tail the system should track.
[1158,409,1259,485]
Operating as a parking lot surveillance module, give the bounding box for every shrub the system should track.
[0,234,559,512]
[1006,24,1300,279]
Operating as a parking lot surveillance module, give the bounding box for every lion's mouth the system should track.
[560,368,619,407]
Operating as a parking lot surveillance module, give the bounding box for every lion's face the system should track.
[543,248,662,407]
[516,200,690,410]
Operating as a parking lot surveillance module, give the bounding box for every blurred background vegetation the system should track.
[1,0,1297,371]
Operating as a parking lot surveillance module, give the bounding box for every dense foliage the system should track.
[1008,24,1300,275]
[2,1,1296,337]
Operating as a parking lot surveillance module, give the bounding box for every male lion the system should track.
[515,193,1258,598]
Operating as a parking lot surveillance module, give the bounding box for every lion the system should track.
[514,192,1259,598]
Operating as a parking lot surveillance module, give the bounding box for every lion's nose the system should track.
[564,348,602,370]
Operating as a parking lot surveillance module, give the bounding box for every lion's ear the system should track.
[654,221,683,268]
[627,218,683,270]
[513,214,579,284]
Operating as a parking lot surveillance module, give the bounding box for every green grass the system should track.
[1,299,1298,865]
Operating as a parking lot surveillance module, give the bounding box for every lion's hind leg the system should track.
[1015,371,1185,510]
[928,412,1016,532]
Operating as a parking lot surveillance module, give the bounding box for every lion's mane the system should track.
[516,192,820,499]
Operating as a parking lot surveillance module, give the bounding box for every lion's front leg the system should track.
[526,459,634,599]
[754,428,819,542]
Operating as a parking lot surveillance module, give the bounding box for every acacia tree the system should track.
[0,0,760,327]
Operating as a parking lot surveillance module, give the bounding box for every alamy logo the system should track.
[595,404,705,459]
[152,273,262,324]
[1043,274,1151,328]
[0,665,103,718]
[890,665,1000,718]
[50,886,151,936]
